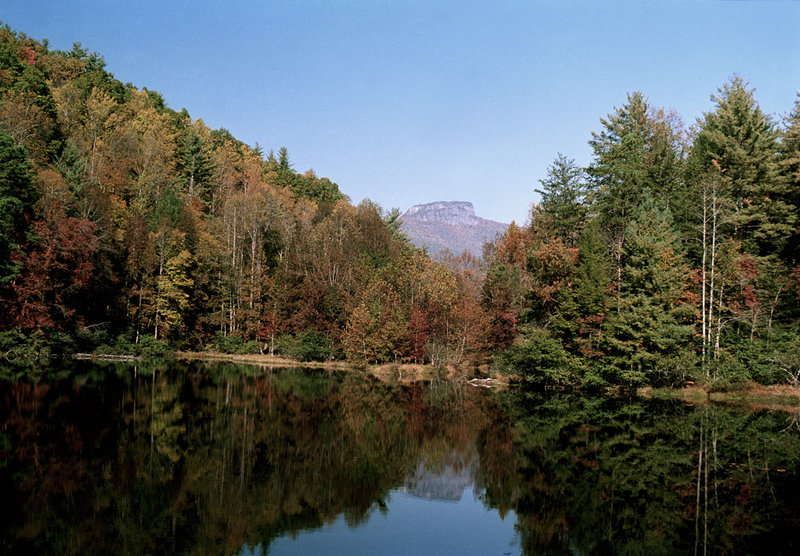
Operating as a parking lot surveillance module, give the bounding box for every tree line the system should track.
[486,83,800,387]
[1,23,799,388]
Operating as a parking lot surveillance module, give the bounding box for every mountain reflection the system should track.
[401,453,477,502]
[2,361,800,555]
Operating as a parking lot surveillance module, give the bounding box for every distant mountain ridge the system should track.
[399,201,508,258]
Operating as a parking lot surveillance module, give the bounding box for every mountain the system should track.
[399,201,508,258]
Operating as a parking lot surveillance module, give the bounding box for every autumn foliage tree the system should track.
[6,201,98,332]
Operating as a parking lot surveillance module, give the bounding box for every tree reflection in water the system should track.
[487,392,800,555]
[1,361,800,555]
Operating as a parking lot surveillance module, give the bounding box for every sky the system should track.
[3,1,799,224]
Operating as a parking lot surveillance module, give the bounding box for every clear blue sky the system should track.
[4,1,799,224]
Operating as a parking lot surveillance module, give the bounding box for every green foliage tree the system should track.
[481,261,526,350]
[689,77,794,258]
[176,121,215,203]
[294,329,333,361]
[294,169,345,204]
[0,131,35,282]
[2,20,799,381]
[552,219,612,359]
[604,191,695,384]
[154,249,193,340]
[779,94,800,266]
[533,153,590,246]
[497,327,586,389]
[588,92,685,279]
[383,207,409,244]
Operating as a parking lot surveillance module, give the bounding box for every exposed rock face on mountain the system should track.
[399,201,507,258]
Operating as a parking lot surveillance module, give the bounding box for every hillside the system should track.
[0,25,490,367]
[399,201,508,258]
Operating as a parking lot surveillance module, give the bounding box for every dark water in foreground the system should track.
[2,361,800,555]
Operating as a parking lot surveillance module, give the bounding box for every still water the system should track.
[2,360,800,555]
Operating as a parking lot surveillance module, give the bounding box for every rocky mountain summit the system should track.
[399,201,508,258]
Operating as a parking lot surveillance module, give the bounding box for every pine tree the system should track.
[779,94,800,266]
[588,92,685,286]
[690,77,794,258]
[604,191,694,384]
[588,92,651,245]
[533,153,589,246]
[0,131,36,282]
[176,122,215,203]
[552,219,612,358]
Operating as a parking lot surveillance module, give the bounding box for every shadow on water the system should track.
[1,360,799,554]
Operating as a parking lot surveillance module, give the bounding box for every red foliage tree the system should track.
[7,202,98,330]
[408,307,429,363]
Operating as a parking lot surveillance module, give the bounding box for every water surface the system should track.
[2,360,799,555]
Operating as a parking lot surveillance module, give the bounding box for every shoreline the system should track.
[52,352,800,409]
[173,351,476,384]
[639,383,800,412]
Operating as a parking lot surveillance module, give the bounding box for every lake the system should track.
[1,360,800,555]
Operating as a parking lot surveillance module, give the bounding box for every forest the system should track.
[0,24,798,389]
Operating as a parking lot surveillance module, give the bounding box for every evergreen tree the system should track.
[588,92,685,282]
[779,94,800,266]
[55,139,91,199]
[265,148,345,204]
[264,146,302,194]
[533,153,589,246]
[689,77,794,258]
[572,221,612,318]
[176,123,215,203]
[604,191,694,384]
[552,219,612,358]
[0,131,36,282]
[383,207,409,244]
[588,92,651,240]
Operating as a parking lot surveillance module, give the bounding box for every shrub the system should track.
[274,334,299,357]
[294,330,333,362]
[209,331,263,355]
[94,332,137,355]
[76,327,110,352]
[497,328,584,389]
[240,340,262,355]
[648,351,700,387]
[137,335,169,357]
[274,331,332,361]
[0,329,37,360]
